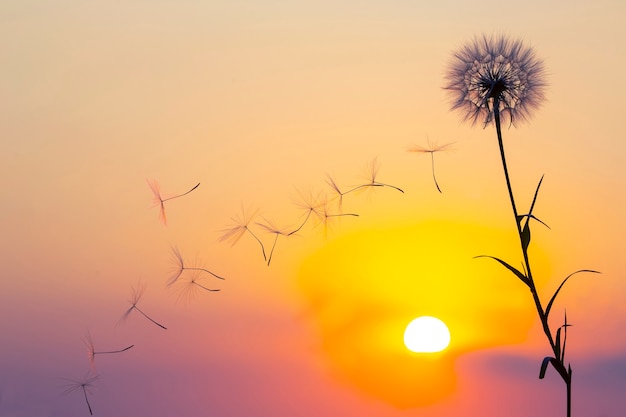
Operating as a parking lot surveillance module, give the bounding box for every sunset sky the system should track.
[1,1,625,416]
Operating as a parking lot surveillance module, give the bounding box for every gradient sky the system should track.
[1,1,625,416]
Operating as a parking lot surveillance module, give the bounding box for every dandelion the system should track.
[147,179,200,225]
[218,204,267,261]
[325,174,346,208]
[408,138,454,193]
[344,158,404,197]
[60,372,99,415]
[167,246,225,287]
[289,189,324,236]
[119,283,167,330]
[444,33,546,128]
[83,331,134,369]
[446,34,597,417]
[316,201,359,239]
[173,270,220,304]
[256,217,292,266]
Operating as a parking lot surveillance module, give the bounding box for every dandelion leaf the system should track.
[545,269,601,318]
[555,327,562,362]
[539,356,554,379]
[474,255,530,287]
[521,221,531,251]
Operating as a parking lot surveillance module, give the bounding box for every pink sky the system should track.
[1,1,625,416]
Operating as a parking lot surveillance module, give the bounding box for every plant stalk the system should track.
[492,99,570,417]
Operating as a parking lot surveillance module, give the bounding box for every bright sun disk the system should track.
[404,316,451,353]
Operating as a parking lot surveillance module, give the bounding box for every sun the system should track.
[404,316,451,353]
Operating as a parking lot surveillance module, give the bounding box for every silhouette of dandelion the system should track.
[316,201,359,238]
[83,331,134,369]
[444,33,546,127]
[446,34,598,417]
[218,205,267,261]
[408,138,454,193]
[325,174,346,208]
[147,179,200,225]
[167,246,225,287]
[60,372,99,415]
[256,217,292,266]
[173,270,220,304]
[289,189,324,236]
[345,158,404,196]
[119,283,167,330]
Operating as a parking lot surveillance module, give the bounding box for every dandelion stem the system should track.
[430,153,442,193]
[247,228,267,261]
[96,345,134,355]
[327,213,359,218]
[494,101,520,221]
[134,306,167,330]
[342,183,383,195]
[378,182,404,193]
[495,101,552,341]
[494,99,569,416]
[82,385,93,415]
[267,234,280,266]
[289,210,313,236]
[162,182,200,203]
[193,281,220,292]
[185,267,226,281]
[567,377,572,417]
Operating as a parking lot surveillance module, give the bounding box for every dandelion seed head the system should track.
[257,217,291,236]
[167,246,185,286]
[172,270,220,304]
[146,179,162,204]
[218,205,260,245]
[118,283,145,324]
[291,188,324,221]
[444,34,547,127]
[83,332,97,368]
[408,140,455,154]
[60,372,99,396]
[218,225,247,245]
[365,158,380,184]
[325,175,345,208]
[129,282,145,305]
[146,179,167,224]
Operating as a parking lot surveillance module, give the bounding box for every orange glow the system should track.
[298,219,551,407]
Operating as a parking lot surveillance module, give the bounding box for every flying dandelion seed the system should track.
[408,138,454,193]
[218,204,267,261]
[316,201,359,238]
[289,189,324,236]
[146,179,200,225]
[256,217,292,266]
[83,331,134,369]
[173,270,221,304]
[167,246,225,287]
[325,174,346,208]
[119,283,167,330]
[60,372,99,415]
[343,158,404,196]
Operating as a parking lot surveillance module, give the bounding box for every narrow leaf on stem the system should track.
[474,255,530,287]
[545,270,601,318]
